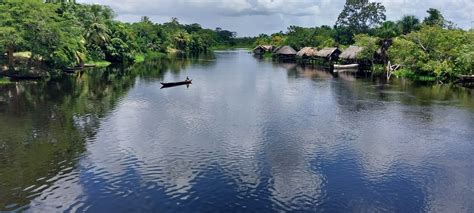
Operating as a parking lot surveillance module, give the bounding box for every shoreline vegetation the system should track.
[250,1,473,84]
[0,0,472,84]
[0,0,254,76]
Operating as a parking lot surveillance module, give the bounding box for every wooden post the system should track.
[7,47,14,68]
[386,60,392,80]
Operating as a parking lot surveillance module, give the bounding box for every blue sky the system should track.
[78,0,474,36]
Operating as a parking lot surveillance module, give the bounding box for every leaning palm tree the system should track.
[84,21,111,47]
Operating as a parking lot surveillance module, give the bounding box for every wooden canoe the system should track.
[0,73,44,80]
[334,64,359,69]
[458,75,474,80]
[161,79,192,87]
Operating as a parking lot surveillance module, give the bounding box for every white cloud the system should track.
[78,0,473,36]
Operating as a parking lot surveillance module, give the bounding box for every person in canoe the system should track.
[186,76,190,81]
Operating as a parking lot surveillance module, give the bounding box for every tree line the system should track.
[1,0,472,82]
[0,0,241,70]
[254,0,473,82]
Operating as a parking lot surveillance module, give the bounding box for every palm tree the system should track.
[377,21,400,39]
[173,31,190,52]
[376,21,400,73]
[85,22,110,46]
[84,5,113,47]
[397,15,420,34]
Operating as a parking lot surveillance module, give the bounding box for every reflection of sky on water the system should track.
[23,50,474,212]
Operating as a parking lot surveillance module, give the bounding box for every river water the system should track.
[1,50,473,212]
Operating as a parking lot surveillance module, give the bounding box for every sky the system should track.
[78,0,474,36]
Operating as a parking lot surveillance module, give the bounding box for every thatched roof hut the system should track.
[296,47,318,57]
[340,46,364,60]
[274,46,297,55]
[253,45,274,55]
[315,47,341,61]
[273,46,297,61]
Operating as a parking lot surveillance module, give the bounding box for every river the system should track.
[1,50,473,212]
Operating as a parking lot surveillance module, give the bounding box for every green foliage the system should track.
[88,60,111,67]
[134,54,145,63]
[172,30,191,52]
[397,15,420,34]
[285,26,318,50]
[333,26,355,45]
[336,0,386,33]
[87,44,105,61]
[0,0,471,84]
[455,40,474,75]
[388,26,473,80]
[423,8,445,27]
[105,38,133,62]
[354,34,378,62]
[0,0,31,66]
[0,1,241,71]
[393,68,417,79]
[376,21,401,39]
[214,27,237,46]
[0,77,12,84]
[253,26,336,50]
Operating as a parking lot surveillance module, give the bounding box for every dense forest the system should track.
[0,0,244,71]
[0,0,473,82]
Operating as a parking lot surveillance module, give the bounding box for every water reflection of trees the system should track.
[130,54,216,80]
[326,73,474,212]
[0,56,202,210]
[0,67,137,209]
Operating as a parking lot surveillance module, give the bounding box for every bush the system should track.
[50,50,74,68]
[105,38,134,63]
[87,44,106,61]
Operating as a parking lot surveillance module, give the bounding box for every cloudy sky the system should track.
[78,0,473,36]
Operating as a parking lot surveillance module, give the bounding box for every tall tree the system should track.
[423,8,445,27]
[335,0,386,33]
[83,6,113,47]
[0,0,27,68]
[375,21,401,73]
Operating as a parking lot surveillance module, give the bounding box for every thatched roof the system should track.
[315,47,340,58]
[340,46,364,59]
[296,47,318,57]
[253,45,274,52]
[272,46,282,53]
[275,46,297,55]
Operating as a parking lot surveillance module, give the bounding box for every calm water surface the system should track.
[1,50,474,212]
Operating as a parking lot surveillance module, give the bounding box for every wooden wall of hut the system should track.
[253,48,265,55]
[274,54,296,62]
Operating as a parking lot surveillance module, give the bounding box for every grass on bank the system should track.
[0,77,11,84]
[88,60,111,67]
[263,52,272,58]
[134,52,169,63]
[134,54,145,63]
[13,52,32,59]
